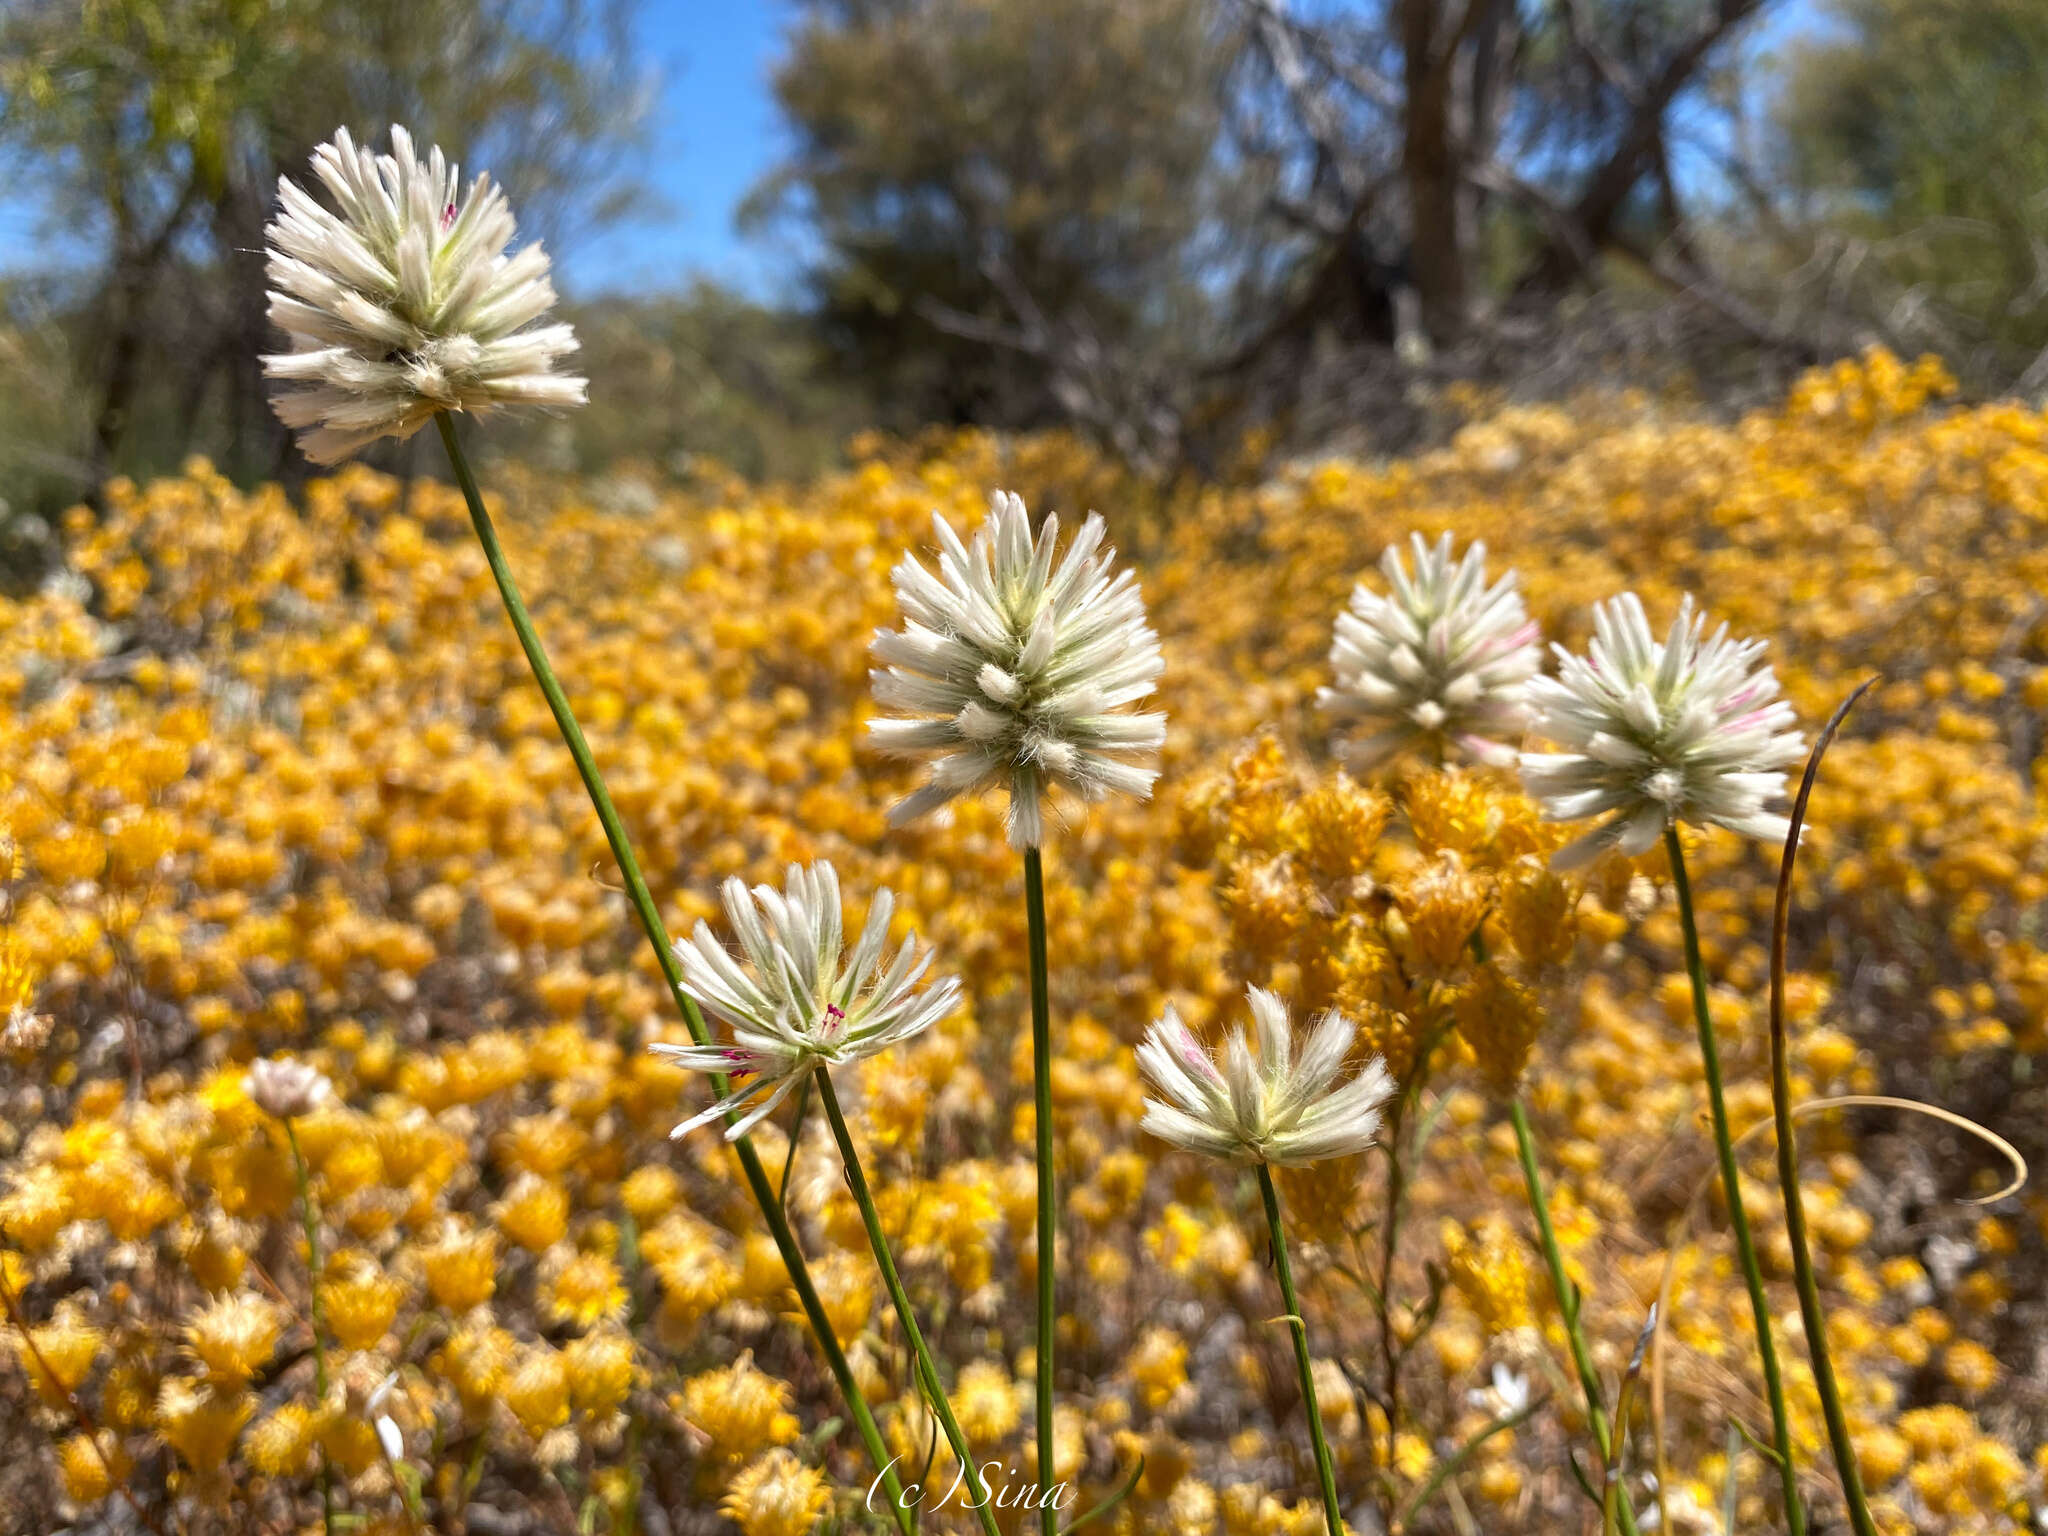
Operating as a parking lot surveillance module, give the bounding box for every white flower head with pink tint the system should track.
[869,490,1166,850]
[1136,988,1392,1167]
[1519,593,1805,868]
[262,125,586,464]
[652,862,959,1141]
[1318,533,1542,768]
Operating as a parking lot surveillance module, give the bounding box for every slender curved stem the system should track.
[288,1120,336,1536]
[1256,1164,1346,1536]
[1023,846,1058,1535]
[1665,828,1805,1536]
[433,414,909,1531]
[815,1073,1004,1536]
[1376,1110,1405,1478]
[1770,684,1880,1536]
[1508,1097,1642,1536]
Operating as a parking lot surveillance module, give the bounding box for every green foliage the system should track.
[1775,0,2048,379]
[563,284,874,484]
[0,0,650,505]
[752,0,1240,436]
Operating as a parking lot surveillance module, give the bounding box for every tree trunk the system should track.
[1402,0,1464,344]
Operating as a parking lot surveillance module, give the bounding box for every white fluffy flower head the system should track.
[263,125,586,464]
[1318,532,1541,767]
[1136,988,1393,1167]
[652,862,959,1140]
[1518,593,1805,868]
[869,491,1166,848]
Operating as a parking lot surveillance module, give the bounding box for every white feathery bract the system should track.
[868,490,1166,849]
[1136,988,1393,1167]
[652,862,959,1141]
[263,125,586,465]
[1518,592,1805,868]
[1317,532,1542,767]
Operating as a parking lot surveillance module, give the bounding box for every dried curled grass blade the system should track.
[1648,1093,2028,1518]
[1602,1304,1658,1536]
[1395,1395,1545,1531]
[1773,677,1881,1536]
[1060,1455,1145,1536]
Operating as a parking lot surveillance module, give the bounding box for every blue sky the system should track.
[565,2,802,298]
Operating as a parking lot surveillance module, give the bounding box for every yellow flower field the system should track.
[0,346,2042,1533]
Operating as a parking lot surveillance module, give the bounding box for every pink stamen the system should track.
[440,201,458,232]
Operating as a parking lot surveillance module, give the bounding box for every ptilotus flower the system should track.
[1318,532,1542,767]
[1137,988,1393,1167]
[1518,593,1805,867]
[869,490,1166,849]
[263,125,585,465]
[652,862,960,1140]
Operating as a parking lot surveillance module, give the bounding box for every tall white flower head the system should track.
[869,490,1166,848]
[651,862,960,1140]
[1518,593,1805,868]
[1317,532,1542,767]
[263,125,586,465]
[1136,988,1393,1167]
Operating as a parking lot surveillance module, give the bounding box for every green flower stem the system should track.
[1509,1097,1642,1536]
[1664,827,1806,1536]
[287,1119,335,1536]
[815,1072,1004,1536]
[1771,688,1880,1536]
[433,413,910,1532]
[1023,846,1058,1536]
[1255,1164,1345,1536]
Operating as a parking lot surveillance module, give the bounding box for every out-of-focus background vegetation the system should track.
[5,0,2048,522]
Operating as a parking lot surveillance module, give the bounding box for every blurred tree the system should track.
[0,0,649,507]
[761,0,1793,467]
[750,0,1246,470]
[1768,0,2048,390]
[564,282,874,483]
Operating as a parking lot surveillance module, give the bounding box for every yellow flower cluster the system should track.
[0,348,2036,1532]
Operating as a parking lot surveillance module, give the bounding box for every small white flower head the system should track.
[652,862,960,1140]
[869,491,1166,849]
[1518,593,1805,868]
[263,125,586,465]
[1467,1363,1532,1417]
[366,1371,406,1462]
[1317,532,1542,768]
[1136,987,1394,1167]
[245,1056,333,1120]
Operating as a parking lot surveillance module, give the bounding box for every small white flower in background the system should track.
[653,862,960,1140]
[1136,987,1393,1167]
[366,1371,405,1462]
[245,1056,332,1120]
[869,490,1166,849]
[1518,593,1805,868]
[1467,1362,1532,1417]
[263,125,586,465]
[1317,532,1541,768]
